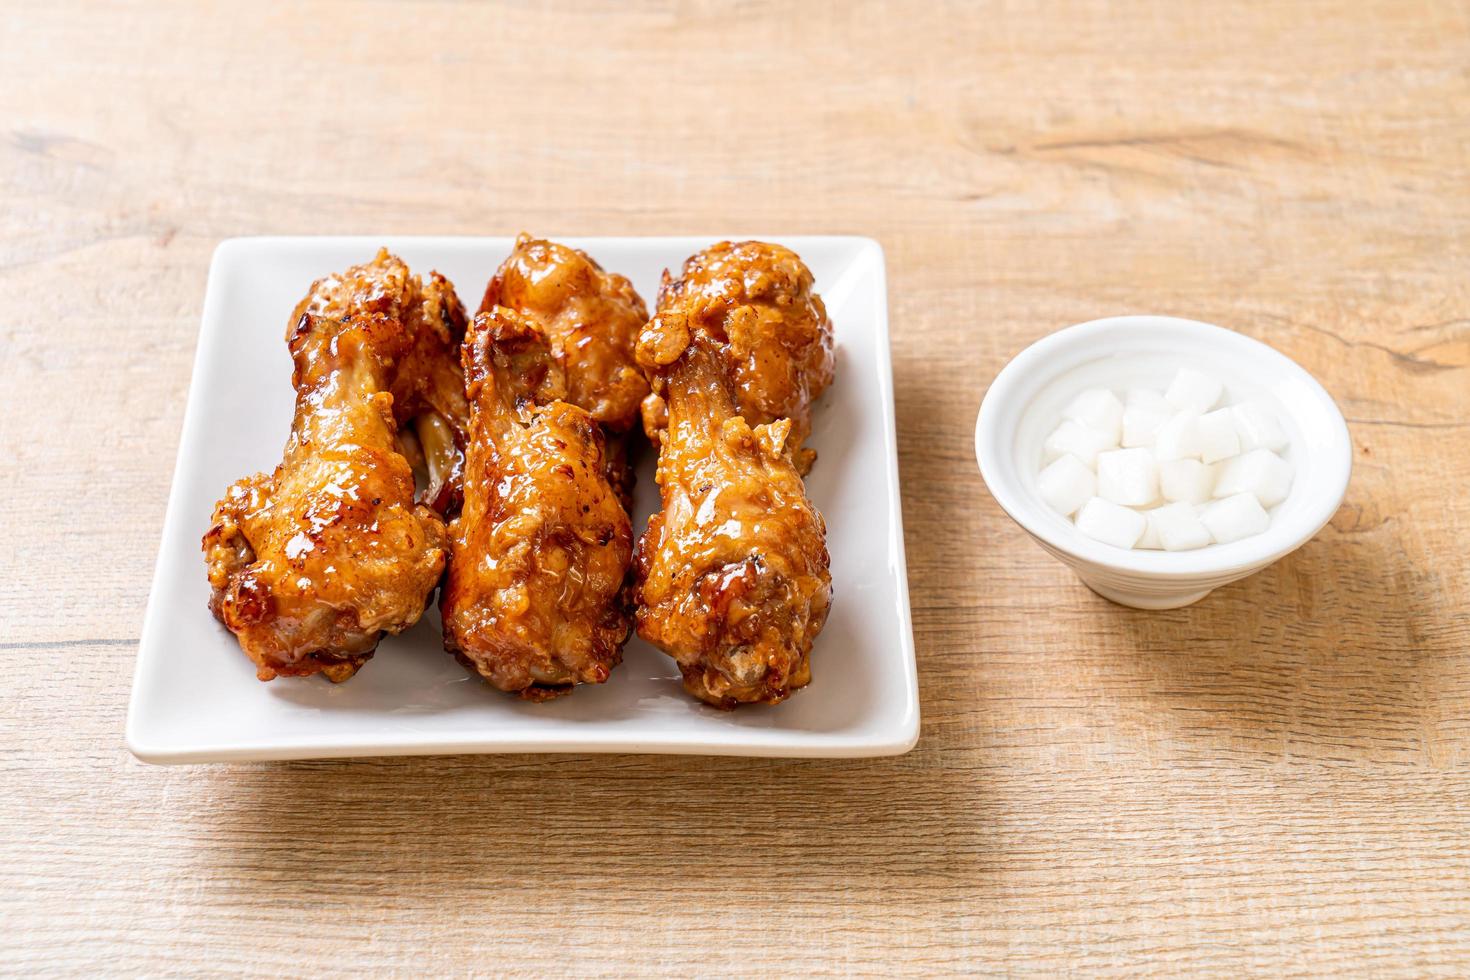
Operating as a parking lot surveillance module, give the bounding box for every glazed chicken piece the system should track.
[293,249,470,513]
[440,307,633,699]
[639,240,834,473]
[634,282,833,708]
[480,233,650,432]
[203,314,448,682]
[481,234,650,509]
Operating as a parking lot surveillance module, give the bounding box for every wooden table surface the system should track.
[5,1,1469,975]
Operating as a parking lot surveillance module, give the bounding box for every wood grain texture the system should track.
[3,0,1469,974]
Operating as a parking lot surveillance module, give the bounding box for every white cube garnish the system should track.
[1043,419,1117,467]
[1039,374,1292,553]
[1201,492,1271,544]
[1165,368,1224,415]
[1075,497,1147,549]
[1149,501,1212,551]
[1126,388,1172,413]
[1037,454,1096,516]
[1096,448,1159,507]
[1195,408,1241,464]
[1136,511,1163,550]
[1122,405,1169,448]
[1153,412,1200,461]
[1062,388,1124,444]
[1213,449,1293,508]
[1231,400,1289,452]
[1158,458,1216,504]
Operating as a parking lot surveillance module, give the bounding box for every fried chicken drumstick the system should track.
[634,244,833,708]
[639,240,834,474]
[203,313,448,682]
[293,249,470,514]
[439,308,633,699]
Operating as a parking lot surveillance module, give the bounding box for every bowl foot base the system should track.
[1076,576,1215,610]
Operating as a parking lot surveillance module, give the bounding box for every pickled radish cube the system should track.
[1062,388,1124,443]
[1136,511,1163,550]
[1037,454,1096,516]
[1213,449,1293,508]
[1075,497,1147,549]
[1195,408,1241,464]
[1201,492,1270,544]
[1096,448,1159,506]
[1149,501,1212,551]
[1159,458,1216,504]
[1122,405,1169,448]
[1126,388,1172,414]
[1043,419,1116,467]
[1153,412,1200,461]
[1232,400,1289,452]
[1165,368,1224,414]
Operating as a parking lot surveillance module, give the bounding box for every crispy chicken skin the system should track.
[639,241,834,473]
[480,233,650,433]
[634,276,833,708]
[293,249,470,514]
[203,314,448,682]
[439,307,633,699]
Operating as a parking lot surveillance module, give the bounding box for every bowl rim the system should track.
[975,314,1352,577]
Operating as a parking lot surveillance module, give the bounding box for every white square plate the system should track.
[127,236,917,763]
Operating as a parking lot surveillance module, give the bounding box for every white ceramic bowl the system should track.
[975,315,1351,609]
